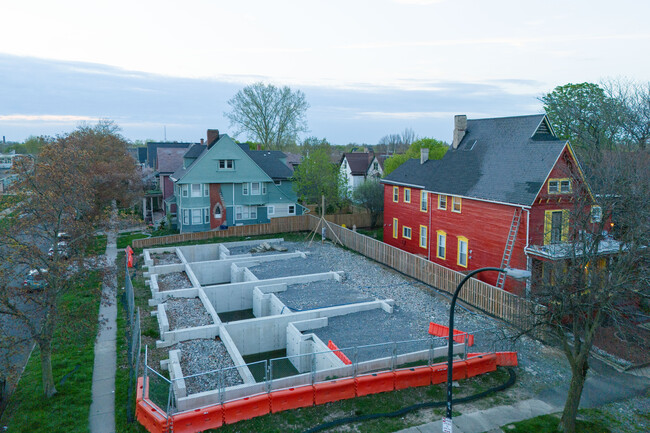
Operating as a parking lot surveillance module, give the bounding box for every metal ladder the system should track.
[496,208,523,289]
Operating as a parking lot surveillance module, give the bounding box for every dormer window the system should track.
[548,178,571,194]
[218,159,234,170]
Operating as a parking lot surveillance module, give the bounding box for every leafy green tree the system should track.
[301,136,331,156]
[383,137,448,175]
[352,179,383,227]
[292,147,348,210]
[225,82,309,151]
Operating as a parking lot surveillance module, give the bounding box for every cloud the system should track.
[357,111,487,120]
[0,114,99,123]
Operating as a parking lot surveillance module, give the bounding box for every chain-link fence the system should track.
[139,334,507,416]
[124,260,142,423]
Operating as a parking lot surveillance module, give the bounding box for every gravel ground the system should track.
[277,279,374,310]
[165,298,213,330]
[227,243,296,256]
[175,338,243,395]
[249,254,331,279]
[589,394,650,433]
[157,271,192,291]
[152,252,182,265]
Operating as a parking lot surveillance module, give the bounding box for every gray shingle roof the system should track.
[342,152,375,175]
[244,150,293,179]
[156,147,188,173]
[382,114,567,206]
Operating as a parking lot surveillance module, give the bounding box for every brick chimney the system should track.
[257,143,261,151]
[200,138,204,145]
[206,129,220,149]
[420,148,429,164]
[452,115,467,149]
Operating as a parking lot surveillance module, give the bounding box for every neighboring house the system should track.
[127,147,147,167]
[146,141,194,169]
[169,131,303,233]
[157,146,193,217]
[381,114,611,295]
[340,151,383,192]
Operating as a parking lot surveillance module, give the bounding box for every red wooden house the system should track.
[381,114,612,295]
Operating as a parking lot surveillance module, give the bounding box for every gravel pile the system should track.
[152,252,181,265]
[228,243,295,256]
[157,271,192,291]
[165,298,213,330]
[176,338,243,394]
[277,280,374,310]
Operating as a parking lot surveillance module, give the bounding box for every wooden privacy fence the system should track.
[132,215,311,248]
[310,215,540,330]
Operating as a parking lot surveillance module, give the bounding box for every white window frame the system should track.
[591,205,602,223]
[251,182,260,195]
[219,159,234,170]
[420,191,427,212]
[274,180,282,186]
[235,205,243,220]
[419,226,427,248]
[192,208,202,225]
[403,226,412,239]
[204,207,210,224]
[181,184,189,197]
[268,205,275,216]
[242,183,249,195]
[182,209,190,225]
[288,205,296,215]
[191,184,202,197]
[250,206,257,219]
[203,184,209,197]
[458,237,468,267]
[262,183,267,195]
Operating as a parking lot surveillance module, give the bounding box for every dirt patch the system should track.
[152,252,181,265]
[157,271,192,291]
[593,325,650,365]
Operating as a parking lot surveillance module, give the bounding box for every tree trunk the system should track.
[558,357,588,433]
[38,339,57,398]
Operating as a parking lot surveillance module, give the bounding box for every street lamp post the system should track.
[443,267,531,433]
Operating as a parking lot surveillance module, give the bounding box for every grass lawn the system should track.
[0,194,23,212]
[357,227,383,241]
[502,413,612,433]
[0,271,102,432]
[117,232,150,250]
[86,234,107,255]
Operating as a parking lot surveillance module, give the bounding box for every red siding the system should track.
[383,185,430,258]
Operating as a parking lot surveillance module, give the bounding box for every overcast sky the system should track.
[1,0,648,144]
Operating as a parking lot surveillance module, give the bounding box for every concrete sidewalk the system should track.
[397,399,557,433]
[88,216,118,433]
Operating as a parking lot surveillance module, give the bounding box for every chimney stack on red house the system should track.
[420,148,429,164]
[452,115,467,149]
[207,129,220,149]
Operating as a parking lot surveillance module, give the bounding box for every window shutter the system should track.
[544,211,552,245]
[561,209,570,242]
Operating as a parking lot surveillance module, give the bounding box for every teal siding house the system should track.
[169,131,303,233]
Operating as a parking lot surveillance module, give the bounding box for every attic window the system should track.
[218,159,234,170]
[536,120,550,135]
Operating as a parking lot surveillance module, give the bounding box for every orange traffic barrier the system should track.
[467,351,518,367]
[172,405,223,433]
[431,363,448,384]
[428,322,474,346]
[327,340,352,365]
[223,394,270,425]
[465,354,497,378]
[394,366,432,390]
[356,372,395,397]
[314,378,356,404]
[136,400,168,433]
[270,386,314,413]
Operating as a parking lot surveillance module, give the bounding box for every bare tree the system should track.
[0,121,141,397]
[527,148,650,433]
[225,82,309,151]
[602,79,650,150]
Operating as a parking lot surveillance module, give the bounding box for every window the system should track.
[591,205,602,223]
[268,205,275,215]
[548,178,571,194]
[203,184,209,197]
[250,206,257,219]
[204,207,210,224]
[452,196,461,213]
[393,218,398,238]
[420,191,428,212]
[404,188,411,203]
[251,182,260,195]
[235,205,242,220]
[403,226,412,239]
[288,205,296,215]
[457,236,468,267]
[218,159,234,170]
[274,180,282,186]
[373,161,379,170]
[393,186,399,202]
[438,195,447,210]
[214,204,222,219]
[262,183,267,194]
[181,184,189,197]
[190,184,201,197]
[544,210,569,245]
[436,230,446,259]
[182,209,190,225]
[192,208,202,225]
[419,225,427,248]
[242,183,249,195]
[342,160,347,169]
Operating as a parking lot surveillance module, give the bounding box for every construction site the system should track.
[133,237,521,433]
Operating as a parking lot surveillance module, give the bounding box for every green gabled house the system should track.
[169,130,303,233]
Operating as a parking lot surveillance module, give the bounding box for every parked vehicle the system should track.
[48,241,69,259]
[23,268,48,291]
